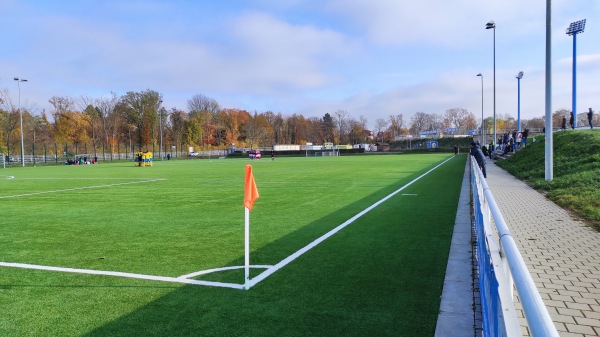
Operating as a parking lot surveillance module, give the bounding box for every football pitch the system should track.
[0,153,467,337]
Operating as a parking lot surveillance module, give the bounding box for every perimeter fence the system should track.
[471,158,559,337]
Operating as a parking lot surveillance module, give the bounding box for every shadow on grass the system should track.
[1,155,466,337]
[73,155,468,337]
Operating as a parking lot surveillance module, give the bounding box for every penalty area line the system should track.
[246,155,455,289]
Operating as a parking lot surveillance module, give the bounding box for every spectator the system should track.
[522,129,529,146]
[588,108,594,129]
[561,116,567,130]
[481,145,488,157]
[569,111,575,129]
[470,142,487,178]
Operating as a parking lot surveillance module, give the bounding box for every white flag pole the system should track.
[244,206,250,290]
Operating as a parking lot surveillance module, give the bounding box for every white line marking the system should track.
[246,155,454,289]
[13,177,158,180]
[179,265,272,279]
[0,261,244,290]
[0,179,166,199]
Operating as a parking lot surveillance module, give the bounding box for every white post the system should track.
[244,206,250,290]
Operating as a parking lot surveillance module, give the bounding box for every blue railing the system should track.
[471,159,559,337]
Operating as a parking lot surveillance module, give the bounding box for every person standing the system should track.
[453,145,458,155]
[561,116,567,130]
[569,111,575,129]
[588,108,594,129]
[470,142,487,178]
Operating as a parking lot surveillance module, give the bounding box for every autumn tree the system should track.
[387,114,404,141]
[0,89,20,154]
[263,111,285,144]
[118,90,162,151]
[221,109,250,145]
[168,108,187,150]
[187,94,221,147]
[321,113,334,143]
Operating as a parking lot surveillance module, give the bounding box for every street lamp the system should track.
[477,73,484,145]
[516,71,524,131]
[13,77,28,167]
[485,20,496,153]
[158,100,163,160]
[566,19,586,128]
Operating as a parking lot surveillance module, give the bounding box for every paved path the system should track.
[485,160,600,336]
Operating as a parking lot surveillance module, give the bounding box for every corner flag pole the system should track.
[243,165,259,290]
[244,206,250,289]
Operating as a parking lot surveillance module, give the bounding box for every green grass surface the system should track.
[496,131,600,229]
[0,154,466,337]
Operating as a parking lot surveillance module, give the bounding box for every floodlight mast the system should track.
[516,71,524,131]
[14,77,28,167]
[566,19,586,128]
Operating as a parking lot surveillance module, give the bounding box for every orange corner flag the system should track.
[244,164,259,210]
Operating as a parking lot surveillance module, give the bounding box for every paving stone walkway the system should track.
[485,161,600,337]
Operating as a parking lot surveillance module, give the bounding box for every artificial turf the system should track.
[0,153,466,336]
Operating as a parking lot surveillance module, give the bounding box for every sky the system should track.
[1,0,600,130]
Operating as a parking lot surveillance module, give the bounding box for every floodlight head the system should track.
[477,73,482,77]
[516,71,524,79]
[486,21,495,29]
[14,77,19,81]
[566,19,586,35]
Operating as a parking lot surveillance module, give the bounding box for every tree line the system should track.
[1,87,581,156]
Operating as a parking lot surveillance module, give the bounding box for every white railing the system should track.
[471,158,559,337]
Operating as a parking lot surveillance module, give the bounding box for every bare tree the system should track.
[410,112,429,134]
[374,118,388,143]
[188,94,220,117]
[333,109,351,144]
[48,96,74,116]
[96,92,120,149]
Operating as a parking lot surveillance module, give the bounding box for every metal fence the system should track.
[1,142,196,166]
[471,158,559,337]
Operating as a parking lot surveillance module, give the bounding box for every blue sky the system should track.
[1,0,599,129]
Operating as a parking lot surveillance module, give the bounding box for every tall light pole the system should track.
[158,100,163,160]
[516,71,524,131]
[477,73,484,145]
[566,19,586,129]
[486,21,496,152]
[544,0,553,181]
[13,77,28,167]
